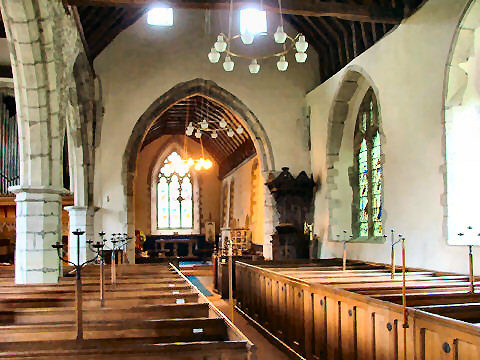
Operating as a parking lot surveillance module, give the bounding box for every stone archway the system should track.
[122,78,276,261]
[326,66,384,239]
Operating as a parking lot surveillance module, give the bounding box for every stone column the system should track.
[65,206,95,265]
[262,171,277,260]
[11,186,66,284]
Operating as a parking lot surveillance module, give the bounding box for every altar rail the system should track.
[235,260,480,360]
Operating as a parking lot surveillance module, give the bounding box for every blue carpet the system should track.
[186,275,213,297]
[180,261,212,266]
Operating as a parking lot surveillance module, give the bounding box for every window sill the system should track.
[329,235,386,244]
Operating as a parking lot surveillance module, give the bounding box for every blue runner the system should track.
[186,275,213,297]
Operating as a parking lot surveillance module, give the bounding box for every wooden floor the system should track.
[0,263,254,359]
[194,274,291,360]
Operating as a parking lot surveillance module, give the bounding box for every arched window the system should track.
[354,90,382,238]
[157,152,193,229]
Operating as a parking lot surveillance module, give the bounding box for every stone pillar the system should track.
[262,171,277,260]
[11,186,66,284]
[65,206,95,265]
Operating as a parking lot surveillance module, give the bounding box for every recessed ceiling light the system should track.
[147,7,173,26]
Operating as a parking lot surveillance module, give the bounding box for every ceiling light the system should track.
[223,55,235,72]
[208,48,220,63]
[208,5,308,75]
[227,128,235,137]
[195,130,202,138]
[277,55,288,71]
[200,119,209,129]
[236,126,244,134]
[295,52,307,63]
[249,59,260,74]
[219,119,227,128]
[295,35,309,53]
[214,35,227,52]
[211,131,218,139]
[274,25,287,44]
[147,7,173,26]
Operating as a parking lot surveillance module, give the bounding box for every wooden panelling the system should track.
[235,260,480,360]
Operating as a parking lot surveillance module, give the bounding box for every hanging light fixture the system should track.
[207,0,309,74]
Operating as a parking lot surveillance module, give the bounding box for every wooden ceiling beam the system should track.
[67,0,403,23]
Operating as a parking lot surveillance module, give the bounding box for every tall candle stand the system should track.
[86,232,107,307]
[389,230,402,279]
[401,237,408,360]
[458,226,476,293]
[52,229,104,340]
[102,233,132,288]
[336,230,352,271]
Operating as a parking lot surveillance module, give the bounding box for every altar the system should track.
[154,238,196,258]
[143,234,212,260]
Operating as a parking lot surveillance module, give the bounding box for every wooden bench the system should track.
[0,263,255,359]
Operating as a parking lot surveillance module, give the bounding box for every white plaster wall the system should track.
[222,156,265,245]
[93,8,318,238]
[308,0,478,274]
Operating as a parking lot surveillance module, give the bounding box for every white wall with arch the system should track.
[93,8,318,256]
[308,0,476,274]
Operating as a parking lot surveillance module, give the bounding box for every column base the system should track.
[10,186,68,284]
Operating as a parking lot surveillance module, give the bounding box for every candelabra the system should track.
[52,229,104,340]
[102,233,132,287]
[389,230,402,279]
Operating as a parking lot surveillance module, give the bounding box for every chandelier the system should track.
[185,96,244,139]
[207,0,309,74]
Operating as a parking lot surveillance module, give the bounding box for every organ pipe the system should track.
[0,94,18,194]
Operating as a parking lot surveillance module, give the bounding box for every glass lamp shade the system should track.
[277,56,288,71]
[214,35,227,52]
[249,59,260,74]
[204,159,213,169]
[295,52,307,63]
[194,130,202,138]
[223,56,235,72]
[274,26,287,44]
[208,48,220,63]
[236,126,244,134]
[211,131,218,139]
[219,119,227,128]
[227,128,235,137]
[295,35,309,53]
[185,128,194,136]
[241,31,254,45]
[201,120,209,129]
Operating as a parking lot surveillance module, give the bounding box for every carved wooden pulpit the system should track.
[266,167,315,260]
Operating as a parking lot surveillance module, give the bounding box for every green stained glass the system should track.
[359,139,368,237]
[157,152,194,229]
[371,132,382,236]
[356,91,382,239]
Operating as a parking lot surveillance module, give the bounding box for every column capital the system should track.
[9,185,70,196]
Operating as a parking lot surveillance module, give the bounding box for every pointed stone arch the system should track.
[122,78,276,261]
[326,66,385,241]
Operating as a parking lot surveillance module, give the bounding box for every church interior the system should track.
[0,0,479,358]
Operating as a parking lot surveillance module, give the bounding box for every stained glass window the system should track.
[355,90,382,238]
[157,152,193,229]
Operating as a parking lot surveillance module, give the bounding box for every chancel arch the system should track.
[124,79,276,261]
[326,67,385,242]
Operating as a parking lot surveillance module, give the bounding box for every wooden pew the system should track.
[235,259,480,360]
[0,263,256,359]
